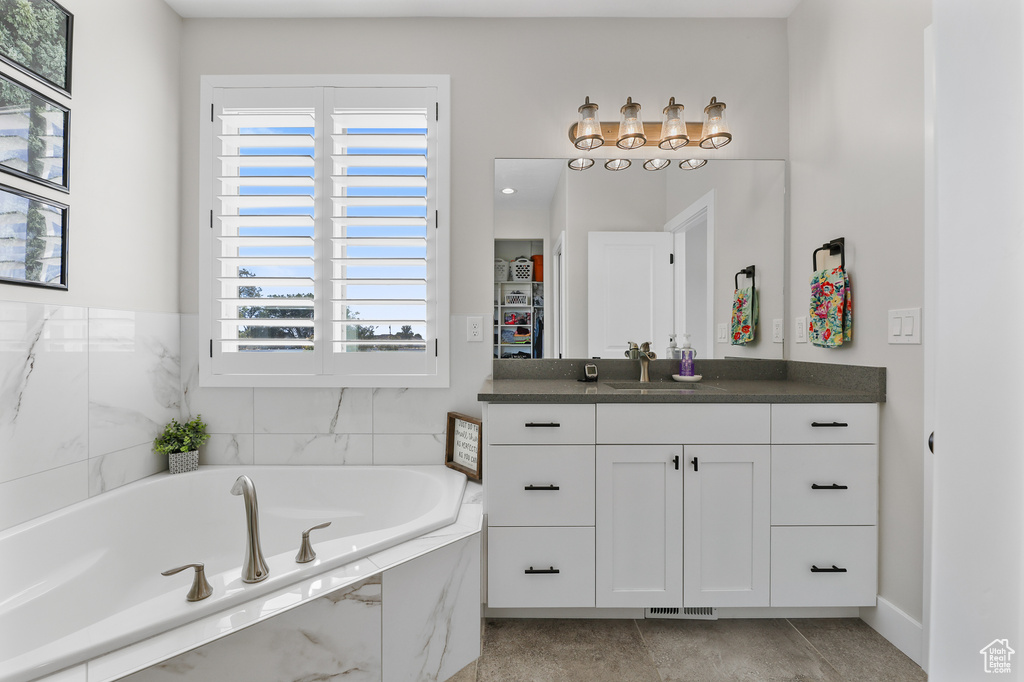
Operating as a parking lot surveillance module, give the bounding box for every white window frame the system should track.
[198,74,450,388]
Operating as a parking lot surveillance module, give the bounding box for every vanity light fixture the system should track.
[616,97,646,150]
[699,96,732,149]
[680,158,708,170]
[573,96,605,151]
[643,158,671,171]
[568,157,595,171]
[604,158,632,171]
[658,97,689,150]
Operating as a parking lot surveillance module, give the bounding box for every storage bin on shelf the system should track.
[494,259,509,282]
[504,311,531,325]
[510,258,534,282]
[504,290,530,306]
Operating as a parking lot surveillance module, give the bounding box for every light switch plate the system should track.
[716,323,728,343]
[888,307,921,344]
[795,316,808,343]
[772,318,784,343]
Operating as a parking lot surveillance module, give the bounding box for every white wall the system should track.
[929,1,1024,678]
[788,0,930,636]
[0,0,182,312]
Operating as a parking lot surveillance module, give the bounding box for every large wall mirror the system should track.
[493,158,785,362]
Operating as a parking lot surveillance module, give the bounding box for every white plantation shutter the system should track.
[202,77,448,386]
[326,87,437,377]
[211,88,321,375]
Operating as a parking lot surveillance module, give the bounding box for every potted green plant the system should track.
[154,415,210,474]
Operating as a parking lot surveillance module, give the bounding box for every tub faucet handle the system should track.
[161,563,213,602]
[296,521,332,563]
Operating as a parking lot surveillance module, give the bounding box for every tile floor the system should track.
[448,618,927,681]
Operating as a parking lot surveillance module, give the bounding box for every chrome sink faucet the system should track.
[230,475,270,583]
[624,341,657,382]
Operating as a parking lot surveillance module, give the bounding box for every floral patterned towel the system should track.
[809,266,853,347]
[731,286,758,345]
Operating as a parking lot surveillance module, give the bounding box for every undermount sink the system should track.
[604,381,726,392]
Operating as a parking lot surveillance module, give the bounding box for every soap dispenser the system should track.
[679,333,696,377]
[666,334,682,360]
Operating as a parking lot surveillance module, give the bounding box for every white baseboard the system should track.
[860,596,923,666]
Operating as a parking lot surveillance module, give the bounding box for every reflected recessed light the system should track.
[568,158,595,171]
[643,158,671,171]
[501,187,516,194]
[604,158,631,171]
[680,159,708,170]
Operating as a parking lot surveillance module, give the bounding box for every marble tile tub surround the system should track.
[0,300,181,531]
[179,313,491,467]
[491,358,886,403]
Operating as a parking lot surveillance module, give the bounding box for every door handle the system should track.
[928,431,934,453]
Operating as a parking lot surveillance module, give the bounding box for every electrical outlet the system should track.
[772,318,784,343]
[467,316,484,342]
[795,316,808,343]
[716,323,728,343]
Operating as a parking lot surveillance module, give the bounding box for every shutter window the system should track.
[204,80,445,385]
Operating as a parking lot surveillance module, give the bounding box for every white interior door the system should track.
[665,191,715,359]
[588,232,673,359]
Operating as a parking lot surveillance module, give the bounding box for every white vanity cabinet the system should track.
[596,404,771,609]
[769,403,879,607]
[484,398,879,613]
[485,403,596,608]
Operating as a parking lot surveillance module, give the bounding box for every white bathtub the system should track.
[0,465,467,682]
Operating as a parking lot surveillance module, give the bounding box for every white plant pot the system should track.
[169,449,199,474]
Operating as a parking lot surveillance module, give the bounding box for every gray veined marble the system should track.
[88,309,181,458]
[0,301,88,484]
[123,576,384,682]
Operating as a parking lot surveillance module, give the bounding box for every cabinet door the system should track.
[683,445,770,607]
[595,445,683,608]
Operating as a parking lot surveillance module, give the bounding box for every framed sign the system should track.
[0,0,74,95]
[445,412,482,481]
[0,73,70,191]
[0,182,69,290]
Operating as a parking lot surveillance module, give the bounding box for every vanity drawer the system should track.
[771,445,878,525]
[487,445,595,526]
[488,404,596,445]
[771,526,877,607]
[771,403,878,444]
[487,526,596,608]
[597,404,770,444]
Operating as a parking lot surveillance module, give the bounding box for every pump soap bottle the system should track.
[678,333,696,378]
[666,334,682,360]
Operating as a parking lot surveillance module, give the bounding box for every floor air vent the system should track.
[645,607,718,620]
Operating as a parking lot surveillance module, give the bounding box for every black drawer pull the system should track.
[525,422,560,428]
[810,564,848,573]
[525,566,560,574]
[524,484,560,491]
[811,421,849,428]
[811,483,848,490]
[692,457,699,472]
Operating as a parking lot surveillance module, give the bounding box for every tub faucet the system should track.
[624,341,657,382]
[230,475,270,583]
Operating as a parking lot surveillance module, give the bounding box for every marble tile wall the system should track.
[180,313,491,468]
[1,306,490,530]
[0,301,181,531]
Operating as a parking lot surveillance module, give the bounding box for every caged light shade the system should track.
[658,97,689,150]
[568,157,595,171]
[699,96,731,149]
[643,158,671,171]
[604,158,632,171]
[680,158,708,170]
[616,97,646,150]
[573,96,605,151]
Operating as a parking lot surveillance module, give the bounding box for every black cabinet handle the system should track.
[691,457,699,472]
[524,484,560,491]
[525,422,560,428]
[673,455,680,470]
[811,483,849,490]
[811,421,849,428]
[525,566,560,574]
[810,565,848,573]
[929,431,934,453]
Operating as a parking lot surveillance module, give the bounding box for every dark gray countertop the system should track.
[479,359,885,404]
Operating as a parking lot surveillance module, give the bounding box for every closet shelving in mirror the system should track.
[494,239,544,359]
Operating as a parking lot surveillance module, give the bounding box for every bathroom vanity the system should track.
[478,359,884,615]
